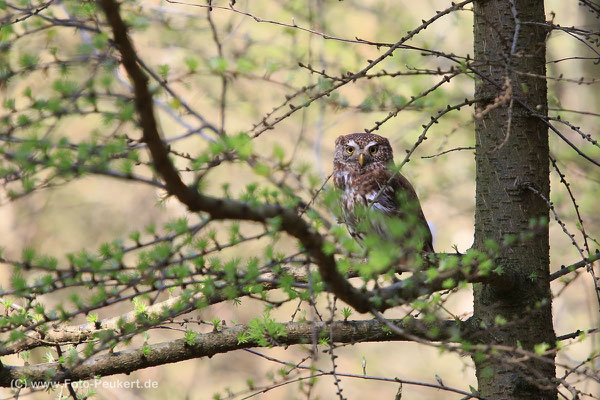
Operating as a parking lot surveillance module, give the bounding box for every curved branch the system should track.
[97,0,533,315]
[98,0,373,313]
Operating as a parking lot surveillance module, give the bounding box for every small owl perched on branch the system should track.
[333,133,434,260]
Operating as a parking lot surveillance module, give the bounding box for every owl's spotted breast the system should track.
[335,167,395,213]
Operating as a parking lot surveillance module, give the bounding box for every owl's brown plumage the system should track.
[333,133,434,259]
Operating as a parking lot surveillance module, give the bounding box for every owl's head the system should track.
[334,133,393,170]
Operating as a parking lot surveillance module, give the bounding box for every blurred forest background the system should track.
[0,0,599,399]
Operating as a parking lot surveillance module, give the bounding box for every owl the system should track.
[333,133,434,262]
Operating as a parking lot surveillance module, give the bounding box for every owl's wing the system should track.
[384,172,434,253]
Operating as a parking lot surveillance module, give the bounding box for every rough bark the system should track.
[473,0,556,399]
[0,318,467,386]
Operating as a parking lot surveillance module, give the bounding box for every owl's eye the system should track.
[346,147,354,154]
[369,145,378,154]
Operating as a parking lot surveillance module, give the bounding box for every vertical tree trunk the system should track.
[472,0,556,398]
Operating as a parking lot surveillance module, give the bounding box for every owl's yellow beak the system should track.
[358,153,365,167]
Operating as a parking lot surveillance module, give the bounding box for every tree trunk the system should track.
[472,0,556,398]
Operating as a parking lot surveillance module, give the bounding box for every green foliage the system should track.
[141,344,152,357]
[236,57,255,73]
[86,313,99,324]
[208,57,228,74]
[534,342,550,355]
[342,307,352,321]
[184,56,199,72]
[253,163,270,177]
[237,312,287,347]
[184,329,200,346]
[18,53,39,69]
[165,218,189,235]
[442,278,455,289]
[158,64,170,81]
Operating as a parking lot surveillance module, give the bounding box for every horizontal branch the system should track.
[549,251,600,281]
[376,267,513,309]
[0,318,468,387]
[1,266,312,356]
[3,254,501,355]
